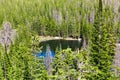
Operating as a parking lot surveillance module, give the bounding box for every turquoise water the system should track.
[36,51,55,58]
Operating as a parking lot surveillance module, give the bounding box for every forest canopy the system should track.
[0,0,120,80]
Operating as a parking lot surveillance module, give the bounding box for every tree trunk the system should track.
[82,36,87,49]
[3,45,7,79]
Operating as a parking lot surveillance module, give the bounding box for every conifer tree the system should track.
[90,0,116,79]
[53,48,79,80]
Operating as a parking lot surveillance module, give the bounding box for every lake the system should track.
[36,39,81,58]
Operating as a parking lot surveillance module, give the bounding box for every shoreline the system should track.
[39,36,82,42]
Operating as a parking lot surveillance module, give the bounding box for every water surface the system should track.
[36,39,81,58]
[39,39,81,51]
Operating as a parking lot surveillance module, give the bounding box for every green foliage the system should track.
[89,0,116,79]
[53,48,79,80]
[0,0,97,38]
[0,0,119,80]
[0,46,4,79]
[0,22,49,79]
[31,58,49,80]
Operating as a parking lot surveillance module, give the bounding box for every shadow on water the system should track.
[39,39,82,51]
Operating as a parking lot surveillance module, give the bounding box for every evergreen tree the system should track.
[53,48,79,80]
[89,0,116,79]
[23,58,32,80]
[31,57,49,80]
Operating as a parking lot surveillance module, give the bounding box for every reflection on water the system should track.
[39,39,81,51]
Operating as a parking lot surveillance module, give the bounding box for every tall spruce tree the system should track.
[90,0,116,79]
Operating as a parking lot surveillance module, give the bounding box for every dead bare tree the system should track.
[45,45,52,75]
[0,21,16,79]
